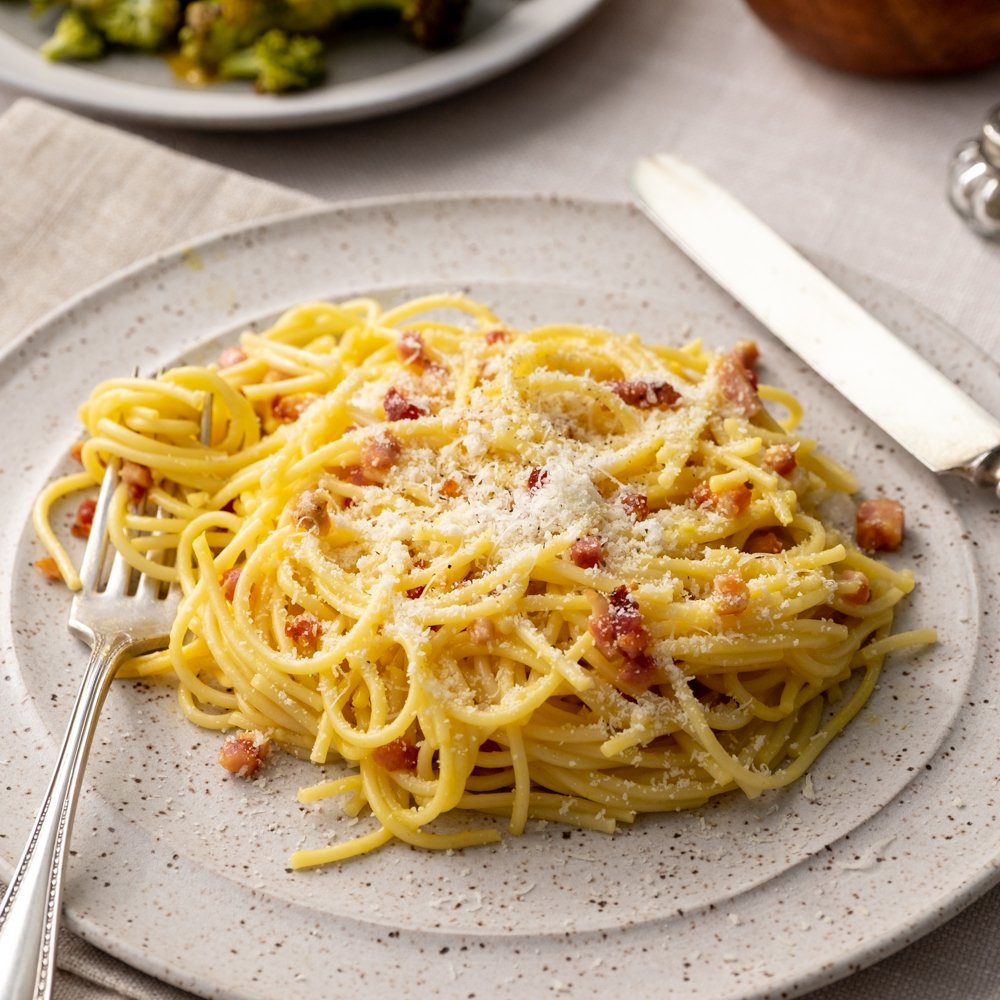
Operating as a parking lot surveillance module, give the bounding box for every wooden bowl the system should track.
[744,0,1000,76]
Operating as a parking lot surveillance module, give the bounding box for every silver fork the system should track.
[0,398,210,1000]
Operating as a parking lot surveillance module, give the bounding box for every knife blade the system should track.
[631,153,1000,494]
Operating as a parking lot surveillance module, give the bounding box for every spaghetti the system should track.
[34,293,934,866]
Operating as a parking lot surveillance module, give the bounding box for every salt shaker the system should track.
[949,103,1000,237]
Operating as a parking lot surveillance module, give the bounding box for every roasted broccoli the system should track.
[41,8,105,59]
[25,0,470,93]
[178,0,280,69]
[39,0,178,60]
[66,0,180,50]
[218,28,325,92]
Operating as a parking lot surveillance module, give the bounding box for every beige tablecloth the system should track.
[1,3,1000,989]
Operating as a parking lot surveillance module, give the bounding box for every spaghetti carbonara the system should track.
[34,293,934,867]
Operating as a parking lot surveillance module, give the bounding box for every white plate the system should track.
[0,0,602,129]
[1,195,998,1000]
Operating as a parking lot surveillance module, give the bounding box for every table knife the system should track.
[631,154,1000,498]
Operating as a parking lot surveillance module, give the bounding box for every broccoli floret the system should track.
[179,0,282,69]
[218,28,326,92]
[71,0,180,49]
[99,0,179,49]
[40,8,105,60]
[177,0,344,60]
[179,0,468,76]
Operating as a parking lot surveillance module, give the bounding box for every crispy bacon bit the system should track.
[763,444,797,476]
[70,440,85,464]
[618,652,657,691]
[607,379,680,409]
[715,354,761,417]
[120,460,153,503]
[272,394,314,423]
[690,481,714,508]
[439,477,462,498]
[397,330,446,374]
[715,483,752,519]
[587,592,618,659]
[691,481,752,518]
[732,339,759,371]
[285,611,323,644]
[467,617,496,645]
[620,491,648,522]
[712,572,750,616]
[607,586,633,610]
[588,586,656,687]
[35,556,62,582]
[588,585,649,659]
[397,329,429,367]
[217,346,247,369]
[570,535,604,569]
[221,566,242,602]
[610,589,651,659]
[373,737,419,772]
[334,465,370,487]
[485,329,509,345]
[527,466,548,492]
[70,497,97,539]
[292,489,330,534]
[836,569,871,605]
[856,498,904,552]
[218,730,271,778]
[361,430,402,471]
[745,530,785,554]
[383,386,427,421]
[406,585,425,599]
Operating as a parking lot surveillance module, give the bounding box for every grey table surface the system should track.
[2,1,1000,997]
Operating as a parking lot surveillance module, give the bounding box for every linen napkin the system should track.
[0,96,321,1000]
[0,98,322,346]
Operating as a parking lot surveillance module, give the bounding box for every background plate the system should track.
[0,195,998,999]
[0,0,603,129]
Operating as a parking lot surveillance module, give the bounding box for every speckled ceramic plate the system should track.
[0,0,602,129]
[0,195,998,1000]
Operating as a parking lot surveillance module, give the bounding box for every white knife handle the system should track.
[631,154,1000,478]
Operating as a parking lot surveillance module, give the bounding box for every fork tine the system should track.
[200,388,213,446]
[104,539,134,598]
[137,502,170,603]
[92,367,142,596]
[77,456,120,593]
[134,389,212,602]
[79,388,212,607]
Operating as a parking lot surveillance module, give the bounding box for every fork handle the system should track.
[0,634,132,1000]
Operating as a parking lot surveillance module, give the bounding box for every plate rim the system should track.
[1,192,998,1000]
